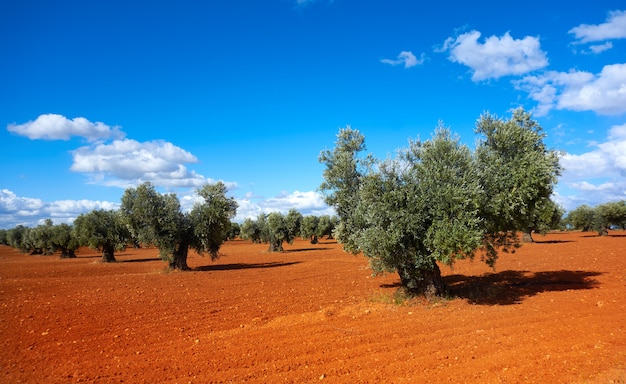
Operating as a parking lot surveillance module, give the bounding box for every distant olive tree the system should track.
[226,222,241,240]
[317,215,337,240]
[28,219,56,255]
[6,225,31,253]
[240,217,263,243]
[597,200,626,232]
[565,205,597,232]
[266,212,290,252]
[568,201,626,235]
[301,215,320,243]
[120,181,237,270]
[0,229,7,245]
[74,210,130,262]
[50,223,79,258]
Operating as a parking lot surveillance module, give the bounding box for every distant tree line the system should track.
[0,183,339,265]
[0,182,237,269]
[239,211,338,251]
[563,200,626,235]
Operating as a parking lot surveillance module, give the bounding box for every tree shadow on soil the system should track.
[194,261,300,272]
[446,270,602,305]
[283,247,333,253]
[122,258,162,263]
[533,240,574,244]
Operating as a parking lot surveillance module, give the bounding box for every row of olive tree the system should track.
[319,108,562,296]
[564,200,626,235]
[239,210,337,252]
[1,220,80,258]
[0,182,238,270]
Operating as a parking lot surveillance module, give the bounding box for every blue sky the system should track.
[1,0,626,228]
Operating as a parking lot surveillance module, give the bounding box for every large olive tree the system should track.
[319,109,561,296]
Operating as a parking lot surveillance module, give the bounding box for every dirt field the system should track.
[1,231,625,383]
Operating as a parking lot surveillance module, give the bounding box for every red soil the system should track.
[1,231,625,383]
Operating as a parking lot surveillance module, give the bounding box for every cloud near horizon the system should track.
[555,124,626,210]
[0,189,119,229]
[440,30,548,81]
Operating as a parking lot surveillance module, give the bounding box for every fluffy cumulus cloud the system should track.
[0,189,118,228]
[440,30,548,81]
[516,63,626,116]
[69,139,208,188]
[569,10,626,44]
[7,114,125,142]
[380,51,425,68]
[555,124,626,210]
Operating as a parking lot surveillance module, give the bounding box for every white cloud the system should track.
[440,30,548,81]
[0,189,118,228]
[70,139,209,188]
[569,10,626,44]
[555,124,626,210]
[516,63,626,116]
[588,42,613,54]
[7,114,125,142]
[380,51,425,68]
[234,190,334,222]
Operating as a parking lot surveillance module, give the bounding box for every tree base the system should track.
[397,260,447,297]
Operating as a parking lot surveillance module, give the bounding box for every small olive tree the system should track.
[50,223,79,258]
[120,181,237,270]
[301,215,320,243]
[74,210,129,262]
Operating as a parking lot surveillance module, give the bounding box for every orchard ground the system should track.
[1,231,625,383]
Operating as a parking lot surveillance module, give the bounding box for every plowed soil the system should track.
[1,231,625,383]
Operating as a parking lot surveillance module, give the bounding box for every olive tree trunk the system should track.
[169,243,190,270]
[521,231,534,243]
[59,249,76,259]
[397,259,446,297]
[101,244,116,263]
[268,239,284,252]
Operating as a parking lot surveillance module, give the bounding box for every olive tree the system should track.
[317,215,337,240]
[120,181,237,270]
[565,204,597,232]
[50,223,79,258]
[28,219,56,255]
[240,217,263,243]
[301,215,320,243]
[320,110,561,296]
[6,225,30,253]
[597,200,626,232]
[74,210,129,262]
